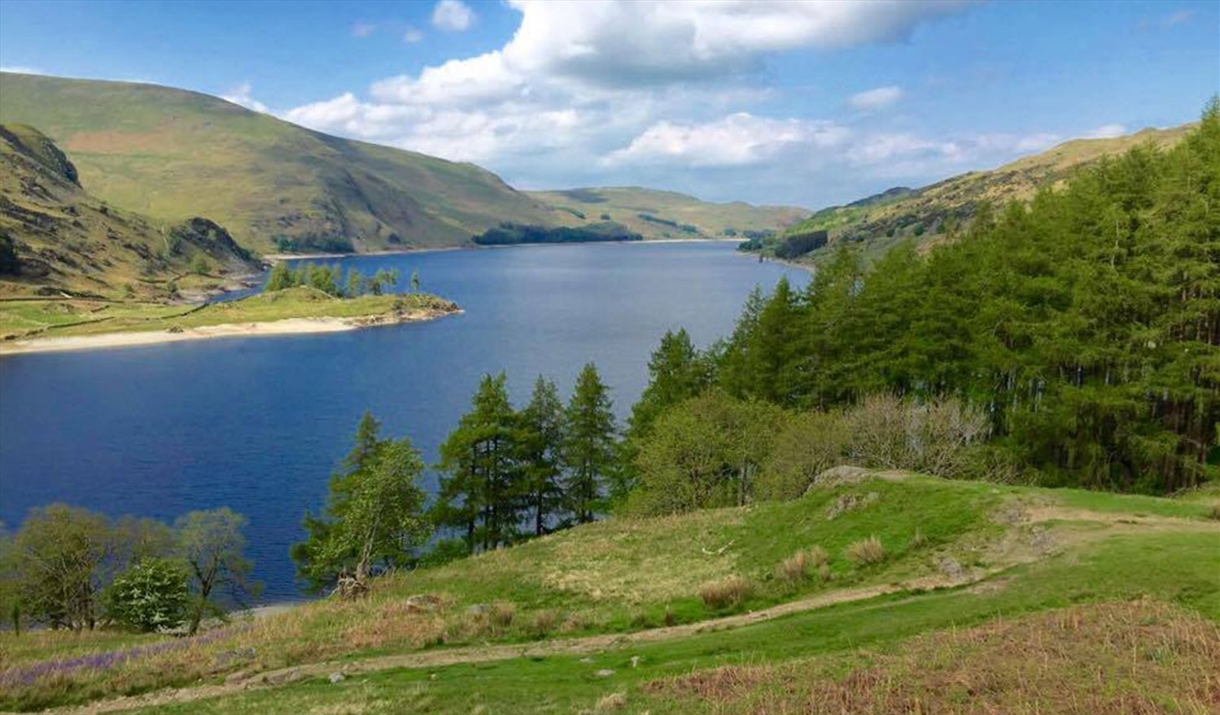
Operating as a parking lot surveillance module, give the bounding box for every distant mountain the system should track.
[528,186,808,241]
[0,123,258,299]
[0,72,555,255]
[776,124,1194,258]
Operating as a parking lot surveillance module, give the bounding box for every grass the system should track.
[2,474,1217,712]
[0,287,458,341]
[0,72,555,253]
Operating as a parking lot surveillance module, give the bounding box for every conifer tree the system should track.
[563,364,617,523]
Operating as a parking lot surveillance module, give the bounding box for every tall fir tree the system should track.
[517,376,567,535]
[563,363,617,523]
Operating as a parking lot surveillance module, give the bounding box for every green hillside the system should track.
[0,72,555,254]
[2,473,1216,712]
[0,123,258,299]
[529,186,808,241]
[767,124,1193,261]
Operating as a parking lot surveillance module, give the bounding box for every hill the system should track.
[0,72,555,255]
[0,123,258,299]
[1,472,1216,712]
[768,124,1193,261]
[529,186,808,241]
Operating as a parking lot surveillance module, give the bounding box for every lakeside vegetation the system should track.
[0,287,458,344]
[471,221,643,245]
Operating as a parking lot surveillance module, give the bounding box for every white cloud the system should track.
[849,85,904,111]
[1161,9,1194,27]
[281,0,985,204]
[403,27,424,43]
[1083,123,1127,139]
[221,82,269,113]
[604,113,848,167]
[351,22,377,38]
[432,0,475,31]
[0,65,44,75]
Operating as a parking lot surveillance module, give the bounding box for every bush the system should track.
[104,558,188,632]
[698,576,754,610]
[757,411,850,500]
[490,601,516,628]
[529,609,559,637]
[775,546,830,584]
[845,536,886,567]
[846,395,989,478]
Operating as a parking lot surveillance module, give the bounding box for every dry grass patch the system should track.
[775,545,830,584]
[698,576,754,610]
[845,536,886,566]
[649,600,1220,715]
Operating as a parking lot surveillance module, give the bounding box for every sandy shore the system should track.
[0,310,458,356]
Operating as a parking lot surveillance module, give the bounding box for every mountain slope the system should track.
[529,186,808,241]
[775,124,1194,259]
[0,72,555,254]
[0,123,258,299]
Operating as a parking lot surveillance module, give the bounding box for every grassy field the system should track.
[1,473,1216,712]
[0,72,555,254]
[0,287,459,343]
[528,187,808,241]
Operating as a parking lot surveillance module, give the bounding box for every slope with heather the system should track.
[0,73,556,255]
[0,123,259,299]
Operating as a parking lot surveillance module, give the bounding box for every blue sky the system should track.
[1,0,1216,208]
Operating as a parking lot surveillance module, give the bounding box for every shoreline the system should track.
[261,236,744,262]
[0,308,460,356]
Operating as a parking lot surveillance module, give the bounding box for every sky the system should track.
[1,0,1217,209]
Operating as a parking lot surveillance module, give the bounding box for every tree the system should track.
[104,557,188,632]
[433,374,525,550]
[410,270,421,292]
[518,376,567,535]
[628,329,712,441]
[0,230,20,275]
[563,363,617,523]
[176,508,259,634]
[265,262,294,292]
[294,413,431,595]
[345,268,365,298]
[190,254,211,276]
[12,505,113,630]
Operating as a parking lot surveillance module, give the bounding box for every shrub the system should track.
[698,576,754,610]
[490,602,516,628]
[529,609,559,637]
[845,536,886,567]
[757,412,850,500]
[845,395,989,478]
[776,546,830,584]
[104,558,188,632]
[1207,503,1220,521]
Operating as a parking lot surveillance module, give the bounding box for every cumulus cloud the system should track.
[280,0,995,204]
[604,113,848,167]
[1083,123,1127,139]
[849,85,904,111]
[221,82,269,113]
[432,0,475,31]
[402,26,424,43]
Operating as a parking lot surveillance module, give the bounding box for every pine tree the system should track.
[518,376,567,535]
[563,364,616,523]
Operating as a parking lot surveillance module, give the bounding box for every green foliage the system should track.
[103,558,188,632]
[630,390,786,515]
[11,505,113,630]
[472,222,642,245]
[294,413,430,589]
[518,376,568,536]
[176,508,260,634]
[564,364,617,523]
[0,230,18,274]
[189,254,210,276]
[702,109,1220,494]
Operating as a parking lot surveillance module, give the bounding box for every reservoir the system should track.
[0,241,808,598]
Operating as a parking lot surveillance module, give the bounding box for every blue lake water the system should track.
[0,241,807,599]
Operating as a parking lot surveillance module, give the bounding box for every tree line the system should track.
[0,507,258,634]
[264,261,421,298]
[291,364,617,594]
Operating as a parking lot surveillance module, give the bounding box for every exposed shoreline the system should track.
[261,236,744,262]
[0,308,460,356]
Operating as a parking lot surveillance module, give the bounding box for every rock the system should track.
[405,594,442,613]
[809,465,872,490]
[825,491,880,520]
[937,556,964,581]
[328,672,345,684]
[594,669,615,678]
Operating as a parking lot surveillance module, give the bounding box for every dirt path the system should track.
[44,574,983,715]
[40,504,1218,715]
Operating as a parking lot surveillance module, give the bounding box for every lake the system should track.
[0,241,807,599]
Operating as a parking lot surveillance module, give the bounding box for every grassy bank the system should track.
[0,287,459,347]
[1,473,1216,712]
